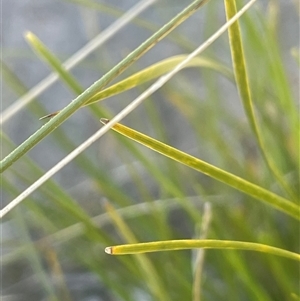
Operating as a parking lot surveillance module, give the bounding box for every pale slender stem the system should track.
[0,0,156,124]
[0,0,257,218]
[192,203,212,301]
[0,0,210,173]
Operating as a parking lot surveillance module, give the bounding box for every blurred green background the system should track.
[1,0,299,300]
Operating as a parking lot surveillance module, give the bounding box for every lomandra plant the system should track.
[1,0,299,300]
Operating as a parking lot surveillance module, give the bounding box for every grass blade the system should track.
[85,55,232,105]
[224,0,297,200]
[3,0,263,219]
[0,0,210,173]
[0,0,155,124]
[27,43,232,119]
[100,120,299,219]
[25,32,83,95]
[105,239,300,261]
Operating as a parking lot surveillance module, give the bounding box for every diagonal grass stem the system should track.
[0,0,256,218]
[0,0,211,173]
[0,0,156,124]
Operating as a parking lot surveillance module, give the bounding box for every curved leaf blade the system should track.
[100,119,299,220]
[105,239,300,261]
[85,55,233,105]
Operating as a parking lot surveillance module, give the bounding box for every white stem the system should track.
[0,0,257,219]
[0,0,156,124]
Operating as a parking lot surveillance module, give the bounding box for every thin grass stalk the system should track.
[24,41,200,205]
[0,0,155,124]
[224,0,297,200]
[192,202,212,301]
[0,0,210,173]
[1,66,134,207]
[22,32,223,220]
[0,0,257,219]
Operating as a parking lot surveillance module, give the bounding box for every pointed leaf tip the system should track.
[39,111,59,120]
[100,118,109,125]
[24,31,33,39]
[105,247,113,254]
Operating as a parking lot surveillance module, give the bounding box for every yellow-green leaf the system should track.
[105,239,300,261]
[86,55,233,105]
[100,119,299,220]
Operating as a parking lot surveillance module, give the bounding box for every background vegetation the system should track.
[1,0,299,300]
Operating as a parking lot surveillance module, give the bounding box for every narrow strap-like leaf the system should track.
[105,239,300,261]
[224,0,297,200]
[100,119,299,220]
[85,55,233,105]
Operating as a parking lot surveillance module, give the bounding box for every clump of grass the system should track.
[1,0,299,300]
